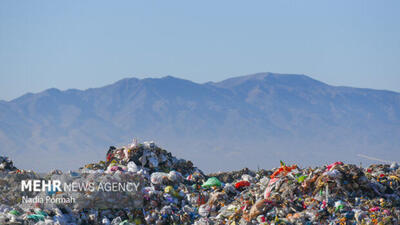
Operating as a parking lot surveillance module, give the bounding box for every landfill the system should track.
[1,140,400,224]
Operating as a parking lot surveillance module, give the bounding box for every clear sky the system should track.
[0,0,399,101]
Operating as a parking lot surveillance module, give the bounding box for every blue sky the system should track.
[0,0,399,101]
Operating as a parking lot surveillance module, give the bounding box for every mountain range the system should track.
[1,72,400,172]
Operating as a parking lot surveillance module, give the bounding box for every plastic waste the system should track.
[270,161,297,179]
[326,161,344,171]
[1,140,399,225]
[150,172,169,185]
[234,180,250,189]
[201,177,222,188]
[127,161,138,172]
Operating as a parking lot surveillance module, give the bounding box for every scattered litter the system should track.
[1,141,400,224]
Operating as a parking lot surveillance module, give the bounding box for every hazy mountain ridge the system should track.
[1,73,400,172]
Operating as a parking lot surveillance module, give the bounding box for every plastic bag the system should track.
[150,172,168,185]
[201,177,222,188]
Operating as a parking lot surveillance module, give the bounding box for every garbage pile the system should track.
[0,141,400,224]
[0,171,41,207]
[82,140,201,177]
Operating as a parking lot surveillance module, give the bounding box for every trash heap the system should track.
[82,140,202,176]
[0,141,400,224]
[0,170,40,207]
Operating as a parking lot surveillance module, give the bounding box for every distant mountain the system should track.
[1,72,400,172]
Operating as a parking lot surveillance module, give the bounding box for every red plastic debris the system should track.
[235,180,251,189]
[325,161,344,171]
[270,163,297,179]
